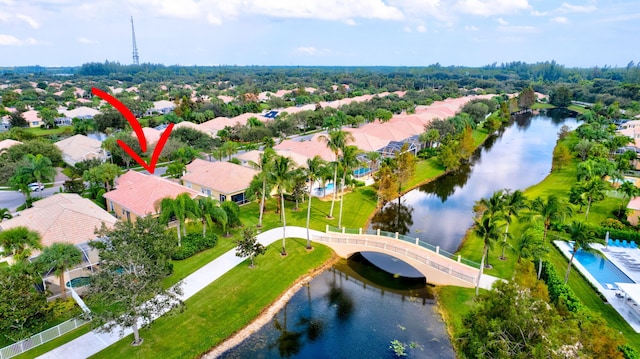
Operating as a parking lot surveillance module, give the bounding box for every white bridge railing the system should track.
[313,234,477,284]
[325,226,481,269]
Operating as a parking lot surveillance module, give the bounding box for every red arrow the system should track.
[91,87,173,174]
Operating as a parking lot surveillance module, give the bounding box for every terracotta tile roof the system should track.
[152,100,176,111]
[104,170,199,216]
[182,159,259,194]
[174,121,201,131]
[0,193,116,248]
[138,127,162,145]
[59,106,101,119]
[55,134,106,166]
[0,139,22,151]
[629,197,640,210]
[217,95,234,103]
[343,128,390,152]
[276,137,337,162]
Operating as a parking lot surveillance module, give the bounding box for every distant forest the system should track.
[1,61,639,108]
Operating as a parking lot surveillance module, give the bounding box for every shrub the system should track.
[172,232,217,260]
[601,218,627,230]
[620,344,640,359]
[539,261,584,314]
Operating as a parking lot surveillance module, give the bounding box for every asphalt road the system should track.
[0,184,63,213]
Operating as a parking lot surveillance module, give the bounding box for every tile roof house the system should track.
[55,134,107,166]
[0,193,116,251]
[181,159,259,204]
[103,170,200,221]
[59,106,101,119]
[145,100,176,116]
[23,109,41,128]
[628,196,640,226]
[275,138,337,163]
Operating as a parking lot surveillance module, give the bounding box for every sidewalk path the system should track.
[39,226,320,359]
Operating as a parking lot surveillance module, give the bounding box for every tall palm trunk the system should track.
[500,223,509,259]
[537,223,550,279]
[476,245,488,296]
[306,180,313,249]
[565,250,576,284]
[338,174,346,228]
[59,269,67,299]
[202,220,207,238]
[328,164,338,218]
[281,191,287,255]
[176,221,182,247]
[258,179,266,227]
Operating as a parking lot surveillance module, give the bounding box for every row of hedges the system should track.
[539,260,584,313]
[172,232,217,260]
[540,260,640,359]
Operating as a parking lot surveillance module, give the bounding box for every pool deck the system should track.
[555,241,640,332]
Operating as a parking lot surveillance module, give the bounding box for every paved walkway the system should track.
[39,226,320,359]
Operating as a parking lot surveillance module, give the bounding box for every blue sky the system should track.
[0,0,638,68]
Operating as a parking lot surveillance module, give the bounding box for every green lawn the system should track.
[435,286,476,344]
[27,127,72,137]
[91,239,333,359]
[452,142,640,351]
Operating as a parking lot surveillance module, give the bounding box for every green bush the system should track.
[601,218,626,230]
[540,261,584,313]
[172,232,217,260]
[621,344,640,359]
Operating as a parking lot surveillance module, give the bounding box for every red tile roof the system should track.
[182,159,259,194]
[103,170,199,216]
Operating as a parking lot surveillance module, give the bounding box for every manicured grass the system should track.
[436,286,476,343]
[91,239,333,359]
[12,325,91,359]
[454,137,640,351]
[568,104,588,114]
[532,103,555,110]
[28,127,72,137]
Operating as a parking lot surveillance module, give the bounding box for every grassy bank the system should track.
[91,239,333,359]
[450,138,640,351]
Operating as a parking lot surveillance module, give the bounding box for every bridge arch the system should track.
[312,232,497,289]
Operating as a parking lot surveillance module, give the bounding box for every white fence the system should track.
[0,317,89,359]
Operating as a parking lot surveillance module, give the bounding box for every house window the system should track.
[220,194,226,202]
[185,182,192,189]
[125,211,130,221]
[109,201,114,212]
[202,188,212,196]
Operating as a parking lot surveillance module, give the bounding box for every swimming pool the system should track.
[573,249,635,288]
[353,167,371,177]
[66,276,91,288]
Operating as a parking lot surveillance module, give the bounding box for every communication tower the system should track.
[131,16,139,65]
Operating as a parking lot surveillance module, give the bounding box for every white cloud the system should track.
[497,25,537,33]
[403,25,412,32]
[0,34,21,45]
[295,46,332,56]
[0,12,10,22]
[496,17,508,25]
[206,13,222,25]
[455,0,530,16]
[416,24,427,32]
[530,10,548,16]
[0,34,39,46]
[550,16,569,24]
[558,2,596,13]
[249,0,404,21]
[344,19,357,26]
[464,25,479,31]
[77,37,98,44]
[16,14,39,29]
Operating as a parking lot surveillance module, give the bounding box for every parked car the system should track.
[28,182,44,192]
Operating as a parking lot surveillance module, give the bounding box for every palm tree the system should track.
[0,226,42,261]
[305,156,325,249]
[195,197,225,238]
[270,155,296,255]
[619,180,640,216]
[249,148,275,228]
[529,195,573,279]
[18,153,56,186]
[474,189,506,220]
[338,145,361,228]
[473,215,504,296]
[159,193,196,246]
[0,208,12,222]
[499,189,528,260]
[317,129,354,219]
[582,178,608,220]
[36,243,82,299]
[365,151,381,174]
[563,221,604,284]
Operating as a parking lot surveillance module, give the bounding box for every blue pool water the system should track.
[573,250,635,287]
[66,276,91,288]
[352,167,371,177]
[325,183,334,190]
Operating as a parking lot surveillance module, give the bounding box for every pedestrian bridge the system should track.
[312,226,499,289]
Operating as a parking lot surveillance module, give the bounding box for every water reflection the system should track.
[219,263,453,359]
[370,198,414,234]
[373,114,579,253]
